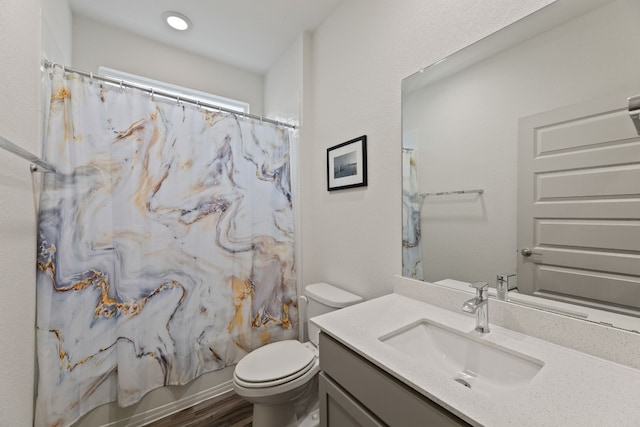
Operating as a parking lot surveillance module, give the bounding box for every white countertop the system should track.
[311,293,640,426]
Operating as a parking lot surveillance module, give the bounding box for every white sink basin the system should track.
[379,319,544,397]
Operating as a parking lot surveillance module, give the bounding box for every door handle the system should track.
[521,248,542,257]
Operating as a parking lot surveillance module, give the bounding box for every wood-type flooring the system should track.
[146,391,253,427]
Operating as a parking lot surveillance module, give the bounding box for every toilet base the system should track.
[251,396,319,427]
[253,402,298,427]
[244,375,319,427]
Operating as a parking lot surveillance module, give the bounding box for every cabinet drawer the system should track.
[319,332,470,427]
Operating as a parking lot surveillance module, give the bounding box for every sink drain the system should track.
[454,378,471,389]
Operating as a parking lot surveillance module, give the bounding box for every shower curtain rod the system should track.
[43,60,298,130]
[0,135,56,173]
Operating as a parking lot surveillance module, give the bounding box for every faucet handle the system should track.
[469,281,489,299]
[470,281,489,291]
[496,273,516,301]
[497,273,516,282]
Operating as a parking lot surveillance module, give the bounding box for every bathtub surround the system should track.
[35,68,298,427]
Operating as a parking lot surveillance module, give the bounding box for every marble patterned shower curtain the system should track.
[35,68,298,427]
[402,148,424,280]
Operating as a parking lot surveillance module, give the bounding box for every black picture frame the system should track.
[327,135,367,191]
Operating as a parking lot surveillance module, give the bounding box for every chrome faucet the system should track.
[496,273,516,301]
[462,282,490,333]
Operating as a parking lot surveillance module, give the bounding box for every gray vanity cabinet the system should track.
[319,372,384,427]
[319,332,470,427]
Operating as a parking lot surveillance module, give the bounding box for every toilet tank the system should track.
[304,283,363,346]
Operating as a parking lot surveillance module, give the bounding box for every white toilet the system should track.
[233,283,363,427]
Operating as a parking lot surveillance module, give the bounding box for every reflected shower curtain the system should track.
[402,148,424,280]
[35,68,298,427]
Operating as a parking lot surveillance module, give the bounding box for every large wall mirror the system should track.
[402,0,640,332]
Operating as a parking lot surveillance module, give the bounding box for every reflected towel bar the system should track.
[628,95,640,135]
[421,189,484,197]
[0,135,56,173]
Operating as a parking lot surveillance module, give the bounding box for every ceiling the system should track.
[68,0,344,75]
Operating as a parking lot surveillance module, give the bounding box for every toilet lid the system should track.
[235,340,316,384]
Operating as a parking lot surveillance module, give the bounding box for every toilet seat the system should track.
[234,340,317,389]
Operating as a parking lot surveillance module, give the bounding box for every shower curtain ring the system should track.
[196,100,200,109]
[177,95,181,105]
[119,81,124,93]
[150,87,154,100]
[89,72,93,85]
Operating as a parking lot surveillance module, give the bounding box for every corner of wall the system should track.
[40,0,73,65]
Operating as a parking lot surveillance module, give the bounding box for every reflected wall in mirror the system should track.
[402,0,640,332]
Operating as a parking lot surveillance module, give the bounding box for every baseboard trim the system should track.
[101,380,235,427]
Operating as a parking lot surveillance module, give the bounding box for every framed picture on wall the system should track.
[327,135,368,191]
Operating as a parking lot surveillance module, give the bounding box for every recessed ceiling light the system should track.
[162,11,191,31]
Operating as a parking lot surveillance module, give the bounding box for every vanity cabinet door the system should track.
[320,332,470,427]
[319,372,384,427]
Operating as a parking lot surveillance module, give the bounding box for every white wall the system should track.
[264,32,309,125]
[263,30,309,316]
[72,15,264,116]
[301,0,553,299]
[0,0,72,425]
[404,0,640,285]
[41,0,73,64]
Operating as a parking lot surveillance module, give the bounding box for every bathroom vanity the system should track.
[319,332,468,426]
[312,278,640,426]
